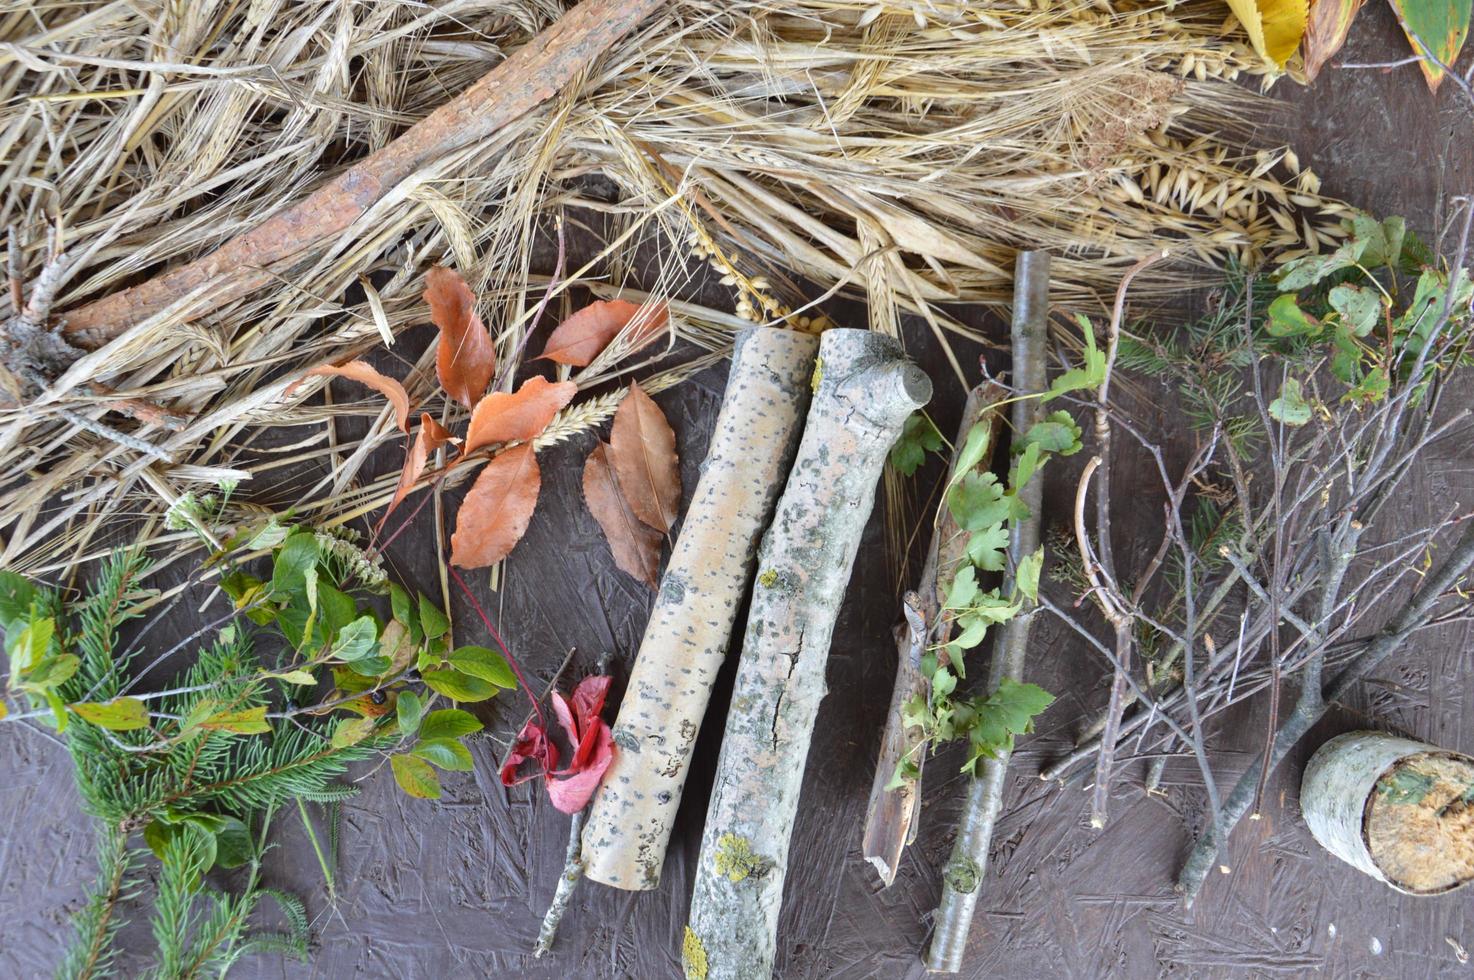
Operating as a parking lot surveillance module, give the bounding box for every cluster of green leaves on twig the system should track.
[890,409,1079,785]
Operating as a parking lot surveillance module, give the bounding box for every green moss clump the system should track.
[683,926,709,980]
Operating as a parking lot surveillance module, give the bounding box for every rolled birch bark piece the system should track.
[683,328,931,980]
[1302,731,1474,895]
[580,326,820,890]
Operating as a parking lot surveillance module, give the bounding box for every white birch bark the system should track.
[684,328,931,980]
[581,326,820,890]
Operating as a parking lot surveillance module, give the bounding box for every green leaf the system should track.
[213,817,253,869]
[1268,378,1313,426]
[10,615,55,672]
[331,716,378,748]
[931,666,958,699]
[419,708,483,741]
[944,617,988,659]
[330,617,379,663]
[965,678,1055,767]
[1265,293,1320,337]
[1276,239,1362,291]
[886,757,920,791]
[1043,315,1105,402]
[21,653,79,690]
[270,531,319,597]
[264,669,318,685]
[943,565,979,610]
[890,413,943,477]
[953,420,994,480]
[1018,411,1083,456]
[1388,0,1471,95]
[391,583,422,645]
[69,697,150,731]
[961,591,1020,626]
[412,738,475,771]
[1010,442,1045,494]
[449,646,516,688]
[0,571,35,633]
[419,594,450,640]
[420,668,498,703]
[947,471,1009,532]
[197,706,271,735]
[966,524,1009,572]
[397,691,424,736]
[1329,283,1382,337]
[1015,547,1044,602]
[391,754,442,799]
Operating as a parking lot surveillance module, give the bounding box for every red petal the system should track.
[545,721,614,814]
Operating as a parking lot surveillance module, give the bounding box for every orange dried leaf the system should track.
[450,443,541,568]
[307,360,412,432]
[1301,0,1365,79]
[583,442,661,589]
[381,413,457,529]
[425,266,496,407]
[608,381,680,533]
[537,299,669,367]
[464,376,578,454]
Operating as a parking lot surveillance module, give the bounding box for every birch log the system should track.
[684,328,931,980]
[925,249,1050,973]
[862,384,1005,887]
[580,326,819,890]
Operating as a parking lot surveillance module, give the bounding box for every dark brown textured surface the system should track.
[3,7,1474,978]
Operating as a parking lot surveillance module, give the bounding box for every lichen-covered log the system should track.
[926,249,1050,973]
[684,328,931,980]
[862,384,1004,887]
[580,326,820,890]
[1302,731,1474,895]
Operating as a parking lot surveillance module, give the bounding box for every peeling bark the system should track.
[862,384,1005,887]
[685,328,930,980]
[581,327,819,890]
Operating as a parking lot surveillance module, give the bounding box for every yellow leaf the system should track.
[1225,0,1310,67]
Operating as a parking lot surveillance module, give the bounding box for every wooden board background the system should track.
[2,5,1473,977]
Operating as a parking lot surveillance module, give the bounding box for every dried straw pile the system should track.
[0,0,1343,576]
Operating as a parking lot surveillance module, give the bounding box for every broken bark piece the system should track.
[862,383,1005,887]
[59,0,668,347]
[580,327,820,890]
[1302,731,1474,896]
[684,328,930,980]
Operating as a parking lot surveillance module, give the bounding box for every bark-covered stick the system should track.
[862,384,1004,887]
[684,328,930,980]
[925,249,1050,974]
[580,327,819,890]
[534,808,588,957]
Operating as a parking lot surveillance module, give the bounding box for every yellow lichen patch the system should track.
[682,926,709,980]
[810,357,824,394]
[713,832,766,882]
[757,569,779,588]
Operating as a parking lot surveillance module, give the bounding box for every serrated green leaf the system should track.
[931,667,958,698]
[412,738,475,771]
[1266,293,1320,337]
[449,646,516,688]
[966,524,1009,572]
[943,565,979,610]
[69,697,150,731]
[21,652,78,690]
[420,668,498,703]
[1329,283,1382,337]
[1043,315,1105,402]
[1019,411,1084,456]
[391,753,441,799]
[965,677,1055,765]
[10,615,55,673]
[419,708,483,740]
[948,471,1009,532]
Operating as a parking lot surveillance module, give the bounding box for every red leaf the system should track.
[381,413,457,528]
[450,443,541,568]
[463,376,577,454]
[567,674,611,770]
[608,381,681,533]
[546,720,613,814]
[499,716,559,786]
[537,299,668,367]
[306,360,413,432]
[583,442,661,588]
[425,266,496,408]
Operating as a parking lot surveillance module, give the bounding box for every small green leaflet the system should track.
[331,616,379,663]
[1042,315,1105,402]
[10,615,55,673]
[1268,378,1313,426]
[1017,411,1084,457]
[966,524,1009,571]
[69,697,150,731]
[1015,547,1044,602]
[891,412,943,477]
[419,708,483,740]
[264,669,318,685]
[962,678,1055,773]
[419,594,450,640]
[1265,293,1320,337]
[412,738,475,771]
[944,566,979,610]
[953,419,994,480]
[948,471,1009,532]
[391,584,423,644]
[392,753,441,799]
[397,690,424,736]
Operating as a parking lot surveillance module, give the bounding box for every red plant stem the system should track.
[448,565,545,729]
